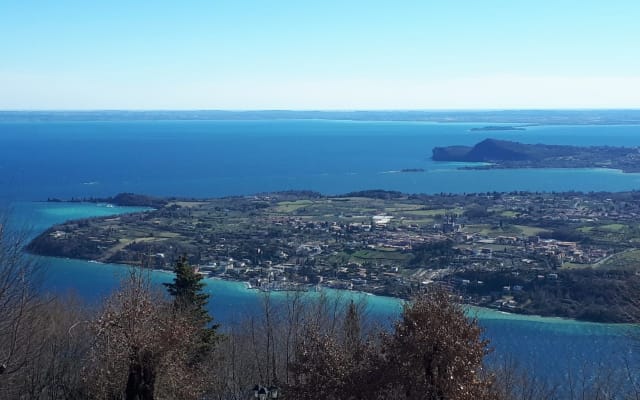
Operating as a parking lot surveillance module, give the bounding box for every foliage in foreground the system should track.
[287,291,497,400]
[84,269,208,400]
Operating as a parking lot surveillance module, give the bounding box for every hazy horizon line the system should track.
[2,108,640,113]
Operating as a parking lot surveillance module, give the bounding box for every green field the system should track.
[274,200,315,212]
[599,223,628,232]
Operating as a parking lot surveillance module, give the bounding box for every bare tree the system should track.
[491,355,559,400]
[203,290,374,399]
[0,216,52,397]
[0,215,91,399]
[83,268,209,400]
[287,288,499,400]
[380,289,498,399]
[287,297,377,400]
[0,218,44,381]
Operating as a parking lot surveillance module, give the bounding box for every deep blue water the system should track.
[1,119,639,392]
[2,120,640,202]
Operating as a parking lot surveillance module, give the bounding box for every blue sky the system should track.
[1,0,639,109]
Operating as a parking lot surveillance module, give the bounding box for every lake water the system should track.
[3,120,640,202]
[1,119,639,390]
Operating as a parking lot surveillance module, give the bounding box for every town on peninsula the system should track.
[29,189,640,323]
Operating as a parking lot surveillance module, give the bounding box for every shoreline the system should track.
[458,164,636,174]
[37,254,633,326]
[31,251,640,331]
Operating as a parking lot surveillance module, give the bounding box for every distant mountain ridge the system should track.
[3,110,640,124]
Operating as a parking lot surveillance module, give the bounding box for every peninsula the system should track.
[28,190,640,323]
[432,139,640,172]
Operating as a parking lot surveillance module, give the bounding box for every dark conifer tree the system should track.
[164,255,219,347]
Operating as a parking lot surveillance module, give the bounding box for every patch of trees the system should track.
[524,269,640,323]
[538,227,591,244]
[109,193,168,207]
[270,190,324,200]
[342,190,405,199]
[25,228,103,260]
[455,269,640,323]
[463,205,491,219]
[409,240,459,268]
[63,193,169,207]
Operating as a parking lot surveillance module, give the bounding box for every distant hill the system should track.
[432,139,640,172]
[433,139,578,162]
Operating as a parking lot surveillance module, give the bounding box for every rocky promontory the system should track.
[432,138,640,172]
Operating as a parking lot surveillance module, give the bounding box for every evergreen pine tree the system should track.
[164,255,218,347]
